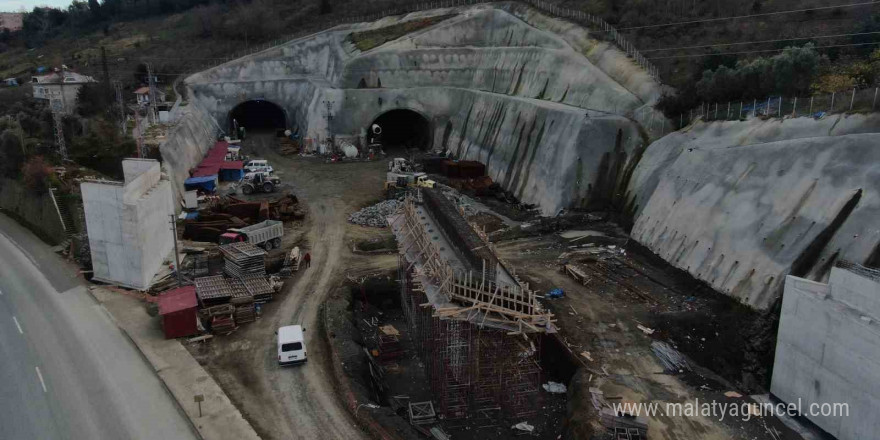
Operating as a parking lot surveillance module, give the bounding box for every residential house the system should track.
[0,13,23,32]
[134,86,166,106]
[31,70,97,114]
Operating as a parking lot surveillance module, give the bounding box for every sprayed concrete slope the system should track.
[628,115,880,309]
[184,3,665,215]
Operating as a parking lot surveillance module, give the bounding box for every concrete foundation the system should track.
[81,159,175,290]
[771,263,880,439]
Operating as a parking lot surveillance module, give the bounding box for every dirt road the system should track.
[189,132,389,439]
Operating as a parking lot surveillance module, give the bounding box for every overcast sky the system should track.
[1,0,72,12]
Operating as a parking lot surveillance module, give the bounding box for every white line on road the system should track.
[0,287,3,295]
[12,316,23,334]
[35,367,47,393]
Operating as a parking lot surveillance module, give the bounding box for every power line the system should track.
[616,0,880,31]
[642,31,880,52]
[647,41,880,60]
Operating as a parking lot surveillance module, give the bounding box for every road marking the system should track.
[0,287,3,295]
[35,367,47,393]
[12,316,23,334]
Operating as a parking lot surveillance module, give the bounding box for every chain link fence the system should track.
[681,87,880,128]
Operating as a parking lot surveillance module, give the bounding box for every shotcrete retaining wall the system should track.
[627,115,880,309]
[158,98,221,205]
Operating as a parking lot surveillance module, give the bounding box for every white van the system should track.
[244,159,273,174]
[277,325,307,366]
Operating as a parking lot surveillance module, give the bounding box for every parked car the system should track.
[244,159,273,174]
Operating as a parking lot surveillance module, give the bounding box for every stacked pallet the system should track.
[231,296,256,323]
[195,275,236,306]
[240,274,274,303]
[220,242,267,278]
[202,304,236,333]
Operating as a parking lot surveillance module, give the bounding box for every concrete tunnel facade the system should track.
[184,4,664,218]
[173,2,880,311]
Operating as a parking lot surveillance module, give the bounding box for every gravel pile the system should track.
[348,199,401,227]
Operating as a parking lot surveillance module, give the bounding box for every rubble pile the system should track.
[348,199,400,227]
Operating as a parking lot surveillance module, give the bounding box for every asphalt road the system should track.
[0,213,198,440]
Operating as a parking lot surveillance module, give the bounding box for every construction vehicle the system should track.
[384,171,435,190]
[241,171,280,194]
[219,219,284,250]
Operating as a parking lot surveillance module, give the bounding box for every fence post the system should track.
[727,102,730,119]
[810,96,814,115]
[874,88,878,110]
[753,99,757,117]
[850,88,856,111]
[778,97,782,118]
[766,96,771,116]
[793,97,797,117]
[831,92,835,113]
[714,103,718,120]
[739,101,743,119]
[680,113,683,128]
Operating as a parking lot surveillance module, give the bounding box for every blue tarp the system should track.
[184,211,199,220]
[184,175,217,193]
[219,168,244,182]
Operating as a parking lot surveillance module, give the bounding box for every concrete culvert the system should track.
[229,99,286,132]
[369,109,431,152]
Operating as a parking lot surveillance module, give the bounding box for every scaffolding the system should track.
[394,195,552,420]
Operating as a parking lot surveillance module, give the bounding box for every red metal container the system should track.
[158,286,199,339]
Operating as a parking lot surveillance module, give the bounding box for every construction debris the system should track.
[348,199,400,227]
[408,401,437,425]
[542,382,567,394]
[651,341,690,372]
[511,422,535,432]
[637,324,655,335]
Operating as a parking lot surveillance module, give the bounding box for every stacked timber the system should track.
[232,296,256,324]
[202,304,236,333]
[220,242,267,278]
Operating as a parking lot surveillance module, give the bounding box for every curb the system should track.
[321,304,402,440]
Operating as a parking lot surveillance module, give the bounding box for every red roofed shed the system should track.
[158,286,199,339]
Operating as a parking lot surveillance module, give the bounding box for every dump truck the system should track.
[241,171,281,194]
[219,219,284,250]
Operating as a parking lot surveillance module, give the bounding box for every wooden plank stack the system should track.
[220,242,267,279]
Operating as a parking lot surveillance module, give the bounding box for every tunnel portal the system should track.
[229,100,286,132]
[369,109,431,152]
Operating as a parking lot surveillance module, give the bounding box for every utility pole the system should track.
[114,81,126,135]
[322,99,334,152]
[52,65,68,161]
[16,113,26,156]
[145,62,159,125]
[170,214,183,287]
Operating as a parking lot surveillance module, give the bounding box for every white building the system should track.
[81,159,175,290]
[31,70,96,114]
[771,262,880,440]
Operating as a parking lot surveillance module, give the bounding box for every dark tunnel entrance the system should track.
[229,100,286,133]
[369,109,431,152]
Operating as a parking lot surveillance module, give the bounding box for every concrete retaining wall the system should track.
[0,179,66,245]
[772,268,880,439]
[628,115,880,309]
[82,160,175,290]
